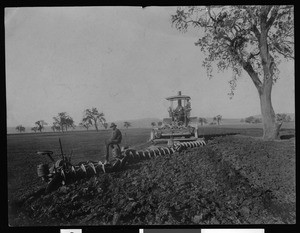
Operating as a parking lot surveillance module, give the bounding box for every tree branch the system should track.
[233,24,242,32]
[275,6,293,21]
[231,47,263,91]
[247,51,260,62]
[266,5,273,15]
[244,7,261,40]
[266,6,280,31]
[185,19,206,27]
[222,35,232,43]
[243,61,263,91]
[251,24,261,39]
[273,45,294,59]
[245,7,258,26]
[207,6,217,22]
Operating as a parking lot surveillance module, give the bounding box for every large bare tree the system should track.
[35,120,48,132]
[53,112,75,132]
[172,5,294,140]
[83,108,106,131]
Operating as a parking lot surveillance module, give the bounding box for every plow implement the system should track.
[37,91,206,193]
[37,139,206,194]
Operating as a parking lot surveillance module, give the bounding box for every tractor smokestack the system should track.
[178,91,182,106]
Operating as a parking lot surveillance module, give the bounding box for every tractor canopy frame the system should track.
[165,91,192,127]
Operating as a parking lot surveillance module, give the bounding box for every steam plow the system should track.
[37,139,206,194]
[37,91,206,194]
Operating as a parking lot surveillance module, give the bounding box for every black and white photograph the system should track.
[6,6,295,226]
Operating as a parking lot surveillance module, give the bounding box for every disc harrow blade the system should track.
[41,138,206,193]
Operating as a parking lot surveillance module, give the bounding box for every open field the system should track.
[197,122,295,139]
[7,124,295,199]
[7,124,295,225]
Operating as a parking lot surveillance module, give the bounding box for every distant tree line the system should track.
[241,113,292,124]
[198,115,222,126]
[15,125,25,133]
[213,115,222,125]
[29,107,137,133]
[276,113,292,122]
[124,122,131,129]
[241,116,262,124]
[198,118,207,126]
[15,110,292,133]
[151,122,163,127]
[15,107,109,133]
[199,115,222,126]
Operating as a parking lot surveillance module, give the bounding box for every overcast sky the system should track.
[5,7,294,127]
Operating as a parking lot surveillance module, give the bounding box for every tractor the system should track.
[150,91,199,144]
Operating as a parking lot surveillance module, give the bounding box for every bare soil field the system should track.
[7,128,151,200]
[7,125,295,225]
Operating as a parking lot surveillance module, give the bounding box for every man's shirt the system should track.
[110,128,122,143]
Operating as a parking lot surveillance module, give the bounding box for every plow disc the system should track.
[37,139,206,193]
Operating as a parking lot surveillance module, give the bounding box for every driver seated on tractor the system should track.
[105,122,122,164]
[174,105,185,123]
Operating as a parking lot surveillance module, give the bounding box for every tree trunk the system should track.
[259,81,281,140]
[242,18,281,141]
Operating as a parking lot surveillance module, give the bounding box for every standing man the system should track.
[105,122,122,163]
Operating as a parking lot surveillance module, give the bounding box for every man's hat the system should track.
[110,122,117,128]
